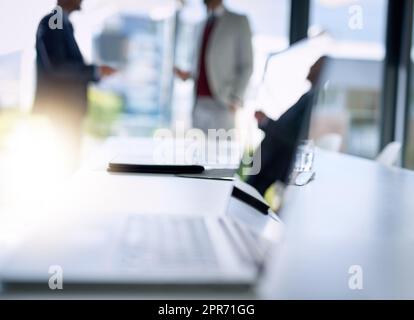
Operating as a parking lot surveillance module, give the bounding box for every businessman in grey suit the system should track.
[175,0,253,133]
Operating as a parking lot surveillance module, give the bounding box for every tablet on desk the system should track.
[107,155,205,174]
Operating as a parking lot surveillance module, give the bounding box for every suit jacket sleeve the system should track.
[231,16,253,104]
[37,20,99,83]
[260,91,313,144]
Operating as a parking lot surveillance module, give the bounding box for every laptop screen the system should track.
[240,39,329,200]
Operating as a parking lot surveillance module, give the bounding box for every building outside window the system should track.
[309,0,387,159]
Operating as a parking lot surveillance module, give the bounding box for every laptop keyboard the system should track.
[120,215,218,269]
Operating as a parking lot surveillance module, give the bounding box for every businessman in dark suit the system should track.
[33,0,116,170]
[247,57,326,195]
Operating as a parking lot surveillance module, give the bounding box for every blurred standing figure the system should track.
[33,0,116,170]
[175,0,253,133]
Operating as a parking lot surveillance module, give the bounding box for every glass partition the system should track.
[405,6,414,169]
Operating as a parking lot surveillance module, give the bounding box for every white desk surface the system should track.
[1,138,414,299]
[260,149,414,299]
[43,137,270,227]
[0,137,277,299]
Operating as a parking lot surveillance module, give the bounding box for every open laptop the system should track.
[0,48,327,293]
[0,177,277,292]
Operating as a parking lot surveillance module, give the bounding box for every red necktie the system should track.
[196,15,217,97]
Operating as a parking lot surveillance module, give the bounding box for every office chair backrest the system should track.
[315,133,343,152]
[376,141,402,167]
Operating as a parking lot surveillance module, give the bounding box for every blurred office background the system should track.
[1,0,414,168]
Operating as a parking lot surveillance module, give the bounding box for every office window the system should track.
[0,0,179,132]
[0,0,54,111]
[405,9,414,170]
[82,0,177,135]
[309,0,387,159]
[407,95,414,169]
